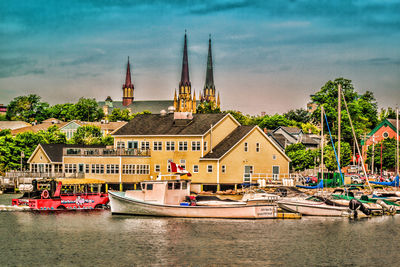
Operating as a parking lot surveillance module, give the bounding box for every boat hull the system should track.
[109,191,277,219]
[277,200,349,216]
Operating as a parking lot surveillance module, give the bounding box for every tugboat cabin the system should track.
[125,178,190,205]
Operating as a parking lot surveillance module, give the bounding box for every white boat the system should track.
[109,177,278,219]
[277,197,350,217]
[241,189,279,204]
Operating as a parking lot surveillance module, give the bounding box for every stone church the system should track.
[99,33,220,115]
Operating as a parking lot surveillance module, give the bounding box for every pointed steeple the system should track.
[204,35,215,90]
[124,57,133,88]
[122,56,134,106]
[179,32,191,88]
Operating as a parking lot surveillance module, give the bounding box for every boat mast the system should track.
[337,83,341,173]
[339,86,371,190]
[321,106,324,184]
[397,107,399,176]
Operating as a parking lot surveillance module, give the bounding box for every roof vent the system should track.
[160,110,167,116]
[168,106,175,114]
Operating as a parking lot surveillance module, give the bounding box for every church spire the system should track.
[179,32,191,88]
[204,35,215,90]
[202,35,218,106]
[122,56,134,106]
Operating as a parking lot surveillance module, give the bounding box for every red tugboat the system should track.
[12,179,109,210]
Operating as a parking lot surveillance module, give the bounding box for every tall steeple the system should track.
[179,32,191,89]
[175,31,196,113]
[122,57,134,106]
[204,35,215,91]
[202,35,219,107]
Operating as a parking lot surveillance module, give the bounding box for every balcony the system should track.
[63,148,151,157]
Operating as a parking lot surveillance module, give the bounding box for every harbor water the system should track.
[1,194,400,266]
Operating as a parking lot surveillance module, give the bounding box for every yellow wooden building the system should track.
[28,112,290,192]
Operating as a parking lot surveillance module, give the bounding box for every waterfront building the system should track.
[361,118,400,168]
[28,112,290,192]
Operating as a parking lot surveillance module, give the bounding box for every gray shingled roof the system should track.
[113,113,228,136]
[301,134,320,145]
[279,126,302,134]
[202,125,255,159]
[98,100,199,114]
[39,144,106,163]
[267,132,286,150]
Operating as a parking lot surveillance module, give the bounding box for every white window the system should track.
[180,160,186,170]
[155,164,161,172]
[141,141,150,151]
[222,165,226,173]
[204,141,208,151]
[153,141,162,151]
[167,159,172,172]
[272,154,277,160]
[117,141,125,149]
[166,141,175,151]
[64,164,76,173]
[106,164,119,174]
[244,142,248,152]
[207,165,213,173]
[85,164,90,173]
[256,143,260,152]
[137,164,150,174]
[179,141,188,151]
[193,165,199,173]
[123,164,135,174]
[191,141,201,151]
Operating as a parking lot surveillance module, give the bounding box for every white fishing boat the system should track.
[109,176,278,219]
[277,197,350,217]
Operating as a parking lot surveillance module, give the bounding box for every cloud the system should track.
[190,0,254,14]
[0,57,45,78]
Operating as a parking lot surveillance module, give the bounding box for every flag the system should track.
[169,161,192,177]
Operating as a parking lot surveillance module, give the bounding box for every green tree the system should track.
[323,141,352,171]
[284,109,310,124]
[366,138,397,172]
[258,114,297,130]
[72,98,104,122]
[196,102,221,114]
[71,125,103,145]
[108,108,131,121]
[226,110,255,125]
[285,143,317,171]
[311,78,378,143]
[378,107,397,122]
[101,135,114,146]
[6,94,50,123]
[48,103,75,121]
[0,113,7,121]
[0,126,66,171]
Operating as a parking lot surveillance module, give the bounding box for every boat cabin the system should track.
[125,178,190,205]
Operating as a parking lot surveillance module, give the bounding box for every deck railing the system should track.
[63,148,151,157]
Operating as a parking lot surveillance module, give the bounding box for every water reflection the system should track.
[1,195,400,266]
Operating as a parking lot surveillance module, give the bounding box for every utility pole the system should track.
[337,83,341,173]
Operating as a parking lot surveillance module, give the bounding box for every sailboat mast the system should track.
[397,107,399,176]
[321,106,324,182]
[337,83,341,173]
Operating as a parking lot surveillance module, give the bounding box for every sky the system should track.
[0,0,399,115]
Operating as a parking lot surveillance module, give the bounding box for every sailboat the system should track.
[278,105,350,216]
